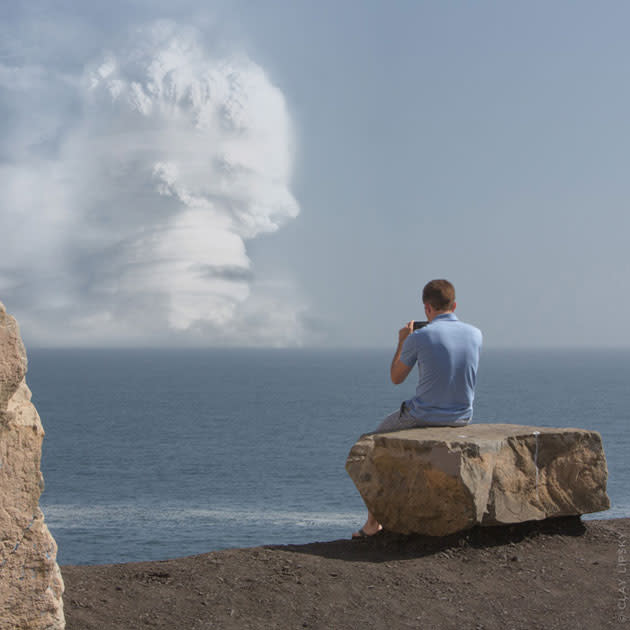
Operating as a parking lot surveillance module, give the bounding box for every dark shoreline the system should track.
[62,517,629,630]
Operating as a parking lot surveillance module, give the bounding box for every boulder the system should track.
[346,423,610,536]
[0,302,65,629]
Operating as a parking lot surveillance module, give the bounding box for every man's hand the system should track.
[398,321,414,343]
[391,321,415,385]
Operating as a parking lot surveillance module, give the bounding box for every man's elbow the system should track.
[390,369,407,385]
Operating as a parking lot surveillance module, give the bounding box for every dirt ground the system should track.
[61,517,629,630]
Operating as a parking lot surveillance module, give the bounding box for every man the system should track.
[352,279,482,538]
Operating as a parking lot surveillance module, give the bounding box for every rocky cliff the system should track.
[0,302,65,629]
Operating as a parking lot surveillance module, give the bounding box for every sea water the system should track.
[27,348,629,566]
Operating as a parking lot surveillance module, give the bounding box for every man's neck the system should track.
[427,309,454,322]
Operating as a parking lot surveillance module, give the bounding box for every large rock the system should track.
[0,302,65,629]
[346,423,610,536]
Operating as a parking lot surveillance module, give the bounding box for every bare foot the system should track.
[351,523,383,538]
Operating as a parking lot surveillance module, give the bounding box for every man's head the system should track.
[422,279,456,321]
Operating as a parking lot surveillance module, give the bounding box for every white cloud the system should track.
[0,20,305,346]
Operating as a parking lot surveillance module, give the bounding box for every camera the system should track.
[413,320,429,330]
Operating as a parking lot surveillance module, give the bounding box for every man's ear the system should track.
[451,301,457,312]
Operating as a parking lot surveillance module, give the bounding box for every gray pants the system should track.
[374,403,469,433]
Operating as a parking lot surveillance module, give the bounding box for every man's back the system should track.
[400,312,482,425]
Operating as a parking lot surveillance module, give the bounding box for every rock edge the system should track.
[0,302,65,629]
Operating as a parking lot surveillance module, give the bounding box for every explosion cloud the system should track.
[0,21,302,346]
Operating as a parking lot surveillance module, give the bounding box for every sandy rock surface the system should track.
[346,424,609,536]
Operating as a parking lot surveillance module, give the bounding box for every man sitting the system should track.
[353,279,482,538]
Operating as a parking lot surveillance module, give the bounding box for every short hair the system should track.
[422,279,455,311]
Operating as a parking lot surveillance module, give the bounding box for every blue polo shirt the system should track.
[400,313,482,426]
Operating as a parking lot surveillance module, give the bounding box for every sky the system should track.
[1,1,629,349]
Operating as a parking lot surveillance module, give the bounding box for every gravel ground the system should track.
[62,517,629,630]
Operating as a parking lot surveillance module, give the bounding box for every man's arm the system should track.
[390,321,414,385]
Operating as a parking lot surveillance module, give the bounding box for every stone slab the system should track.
[346,423,610,536]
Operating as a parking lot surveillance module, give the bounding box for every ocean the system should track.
[27,348,629,566]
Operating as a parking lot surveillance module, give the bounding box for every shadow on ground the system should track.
[269,515,586,563]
